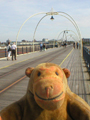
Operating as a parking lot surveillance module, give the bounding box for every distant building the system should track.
[6,39,11,44]
[42,38,48,42]
[48,39,57,44]
[82,38,90,42]
[22,40,27,42]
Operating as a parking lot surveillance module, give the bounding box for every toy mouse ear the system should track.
[25,67,34,77]
[63,68,70,78]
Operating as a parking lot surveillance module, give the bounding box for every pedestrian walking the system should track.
[76,42,79,49]
[40,42,43,51]
[64,42,66,48]
[7,42,12,60]
[43,43,46,51]
[73,42,75,48]
[11,42,17,61]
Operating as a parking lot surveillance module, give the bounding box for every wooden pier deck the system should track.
[0,46,90,111]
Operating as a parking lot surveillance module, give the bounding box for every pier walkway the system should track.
[0,46,90,111]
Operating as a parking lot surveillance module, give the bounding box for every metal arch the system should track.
[16,11,81,45]
[58,14,80,39]
[57,30,79,40]
[66,34,78,41]
[33,13,81,52]
[33,14,48,51]
[16,10,82,56]
[32,12,82,54]
[46,11,81,39]
[57,11,81,39]
[16,12,46,47]
[57,11,83,56]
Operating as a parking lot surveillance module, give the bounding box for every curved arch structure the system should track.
[57,30,79,41]
[16,10,82,56]
[33,15,48,51]
[66,34,78,41]
[16,12,46,46]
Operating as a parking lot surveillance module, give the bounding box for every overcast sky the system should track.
[0,0,90,42]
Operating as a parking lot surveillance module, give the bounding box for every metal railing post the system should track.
[5,48,7,57]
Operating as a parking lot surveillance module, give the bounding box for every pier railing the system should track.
[0,44,55,58]
[83,46,90,71]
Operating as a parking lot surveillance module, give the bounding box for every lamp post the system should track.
[16,9,82,56]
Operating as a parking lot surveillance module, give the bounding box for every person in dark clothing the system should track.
[73,42,75,48]
[43,43,46,51]
[64,43,66,47]
[11,42,17,61]
[7,42,11,60]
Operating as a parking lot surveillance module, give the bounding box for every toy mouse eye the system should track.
[38,72,41,76]
[55,72,59,76]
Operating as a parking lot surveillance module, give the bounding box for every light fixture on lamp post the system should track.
[50,16,54,20]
